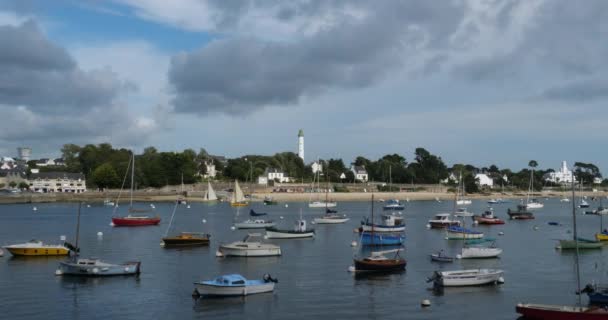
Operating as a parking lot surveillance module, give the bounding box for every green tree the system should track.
[92,163,120,189]
[18,182,29,189]
[409,148,448,183]
[61,143,82,172]
[8,181,17,188]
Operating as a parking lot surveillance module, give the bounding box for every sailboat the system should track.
[57,203,141,276]
[579,181,590,208]
[161,201,210,247]
[525,168,544,209]
[516,180,608,319]
[111,152,161,227]
[230,180,248,207]
[308,170,337,208]
[359,194,404,246]
[203,182,218,202]
[455,172,472,205]
[383,166,405,210]
[352,195,406,272]
[314,177,349,224]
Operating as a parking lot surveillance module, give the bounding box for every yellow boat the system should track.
[3,240,76,256]
[230,180,249,207]
[596,233,608,241]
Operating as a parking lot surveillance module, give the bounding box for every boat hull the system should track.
[596,233,608,241]
[4,246,70,256]
[194,282,274,297]
[516,304,608,320]
[360,224,405,232]
[231,202,249,207]
[161,235,210,247]
[360,233,404,246]
[430,254,454,262]
[433,269,503,287]
[58,261,140,277]
[219,245,281,257]
[313,217,349,224]
[461,247,502,258]
[309,202,337,208]
[234,222,275,229]
[353,258,406,272]
[111,217,160,226]
[472,216,505,225]
[383,205,405,211]
[265,229,315,239]
[429,221,461,229]
[557,240,603,250]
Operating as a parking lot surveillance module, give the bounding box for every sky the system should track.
[0,0,607,174]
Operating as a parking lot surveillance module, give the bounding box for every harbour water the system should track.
[0,198,606,319]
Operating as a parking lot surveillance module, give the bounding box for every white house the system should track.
[544,161,577,184]
[258,168,290,185]
[203,160,216,178]
[311,161,323,174]
[441,172,458,184]
[351,165,368,182]
[29,172,86,193]
[475,173,494,188]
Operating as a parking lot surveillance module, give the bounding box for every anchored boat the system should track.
[3,239,78,257]
[265,218,314,239]
[193,274,277,297]
[57,258,141,277]
[217,233,281,257]
[360,214,405,232]
[428,269,504,287]
[234,219,275,229]
[353,248,406,272]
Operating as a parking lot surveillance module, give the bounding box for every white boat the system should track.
[230,180,248,207]
[455,172,472,205]
[234,219,275,229]
[218,234,281,257]
[203,182,218,201]
[360,214,405,232]
[460,246,502,259]
[57,258,141,276]
[103,199,115,206]
[193,274,277,297]
[309,201,337,208]
[526,199,544,209]
[560,197,570,202]
[428,213,461,229]
[429,269,504,287]
[456,199,472,205]
[313,214,349,224]
[265,219,315,239]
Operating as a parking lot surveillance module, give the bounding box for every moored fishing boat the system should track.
[353,248,406,272]
[382,199,405,211]
[428,213,461,229]
[360,214,405,232]
[473,208,505,225]
[507,204,535,220]
[265,218,314,239]
[359,232,404,246]
[445,226,484,240]
[428,269,504,287]
[430,250,454,263]
[217,233,281,257]
[57,258,141,276]
[193,274,277,297]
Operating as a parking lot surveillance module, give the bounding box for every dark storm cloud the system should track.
[169,1,465,115]
[0,20,134,113]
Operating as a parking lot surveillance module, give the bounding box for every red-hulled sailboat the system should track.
[111,152,161,227]
[515,179,607,319]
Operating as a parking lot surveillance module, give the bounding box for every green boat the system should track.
[557,237,604,250]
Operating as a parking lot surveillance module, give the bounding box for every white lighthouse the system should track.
[297,129,304,161]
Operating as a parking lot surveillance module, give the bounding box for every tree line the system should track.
[25,143,606,191]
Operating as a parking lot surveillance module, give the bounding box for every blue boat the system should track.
[193,274,278,297]
[580,284,608,306]
[445,225,484,240]
[360,232,405,246]
[383,199,405,211]
[249,209,267,217]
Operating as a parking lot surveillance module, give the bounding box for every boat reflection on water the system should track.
[352,269,405,281]
[192,291,276,313]
[431,283,502,297]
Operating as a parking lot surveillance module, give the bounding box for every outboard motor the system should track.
[263,274,278,283]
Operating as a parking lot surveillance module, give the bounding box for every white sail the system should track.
[205,182,218,201]
[233,180,246,203]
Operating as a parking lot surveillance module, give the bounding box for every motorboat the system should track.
[445,226,484,240]
[217,233,281,257]
[430,250,454,263]
[352,249,406,272]
[360,214,405,232]
[262,196,277,205]
[265,219,315,239]
[579,199,591,209]
[472,208,505,225]
[382,199,405,211]
[161,232,210,247]
[456,199,472,205]
[526,199,544,209]
[428,269,504,287]
[193,274,277,297]
[3,239,78,257]
[56,258,141,276]
[234,219,275,229]
[428,213,461,229]
[460,246,502,259]
[309,201,337,208]
[516,303,608,319]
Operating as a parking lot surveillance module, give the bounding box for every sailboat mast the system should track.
[527,169,533,205]
[571,178,582,306]
[325,175,329,210]
[371,193,375,246]
[130,151,135,209]
[74,202,82,254]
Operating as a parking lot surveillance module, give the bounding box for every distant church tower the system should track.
[298,129,304,161]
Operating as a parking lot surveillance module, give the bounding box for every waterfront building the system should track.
[29,172,86,193]
[543,161,576,184]
[311,161,323,174]
[258,168,290,185]
[350,165,369,182]
[475,173,494,188]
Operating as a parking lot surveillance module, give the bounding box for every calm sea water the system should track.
[0,197,607,319]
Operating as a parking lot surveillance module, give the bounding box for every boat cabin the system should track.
[213,274,247,286]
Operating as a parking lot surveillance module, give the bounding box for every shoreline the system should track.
[0,190,605,204]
